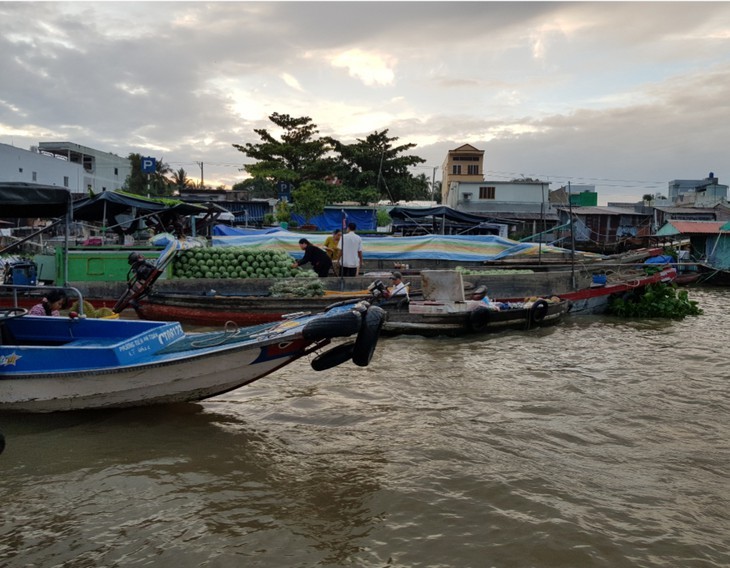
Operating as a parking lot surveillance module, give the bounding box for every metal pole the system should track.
[568,182,576,289]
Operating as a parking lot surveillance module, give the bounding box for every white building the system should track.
[0,141,131,198]
[446,179,553,212]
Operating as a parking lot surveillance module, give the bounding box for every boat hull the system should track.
[0,303,378,413]
[559,266,678,315]
[378,299,568,338]
[0,337,314,413]
[135,291,369,326]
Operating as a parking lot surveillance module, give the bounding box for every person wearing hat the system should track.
[127,251,156,283]
[386,271,408,298]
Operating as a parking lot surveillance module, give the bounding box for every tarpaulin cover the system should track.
[289,208,377,231]
[388,206,491,224]
[211,225,582,262]
[0,182,71,218]
[72,191,207,221]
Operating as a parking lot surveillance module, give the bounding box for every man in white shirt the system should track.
[387,271,408,297]
[340,222,363,276]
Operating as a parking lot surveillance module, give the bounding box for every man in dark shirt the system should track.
[292,238,333,277]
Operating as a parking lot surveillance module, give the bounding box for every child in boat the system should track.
[29,289,67,316]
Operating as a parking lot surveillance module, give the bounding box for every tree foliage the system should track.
[124,153,174,196]
[170,168,193,193]
[291,181,327,224]
[327,129,427,202]
[232,113,335,188]
[233,115,428,205]
[231,177,277,200]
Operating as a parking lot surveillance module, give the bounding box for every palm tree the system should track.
[170,168,193,194]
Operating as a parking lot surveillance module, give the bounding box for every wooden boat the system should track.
[366,270,568,338]
[555,265,678,315]
[0,300,385,413]
[134,288,371,326]
[375,296,568,337]
[696,263,730,286]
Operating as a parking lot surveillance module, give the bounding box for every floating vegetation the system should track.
[606,284,703,319]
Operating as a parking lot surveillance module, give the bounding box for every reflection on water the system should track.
[1,288,728,567]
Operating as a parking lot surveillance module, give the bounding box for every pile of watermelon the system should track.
[172,247,298,279]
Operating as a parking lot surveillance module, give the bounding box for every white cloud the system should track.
[280,73,304,92]
[329,49,396,86]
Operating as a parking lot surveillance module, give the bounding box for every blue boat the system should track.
[0,183,386,413]
[0,301,383,413]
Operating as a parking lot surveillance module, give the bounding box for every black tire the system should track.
[302,309,362,341]
[530,299,549,324]
[352,306,386,367]
[324,298,363,312]
[311,341,355,371]
[468,307,492,333]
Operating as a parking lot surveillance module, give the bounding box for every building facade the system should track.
[440,144,485,203]
[668,173,728,205]
[0,141,130,198]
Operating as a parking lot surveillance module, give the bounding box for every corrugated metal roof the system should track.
[653,206,717,214]
[555,206,650,216]
[656,221,725,236]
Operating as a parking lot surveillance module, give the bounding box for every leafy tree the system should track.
[170,168,193,193]
[274,200,291,224]
[328,130,426,202]
[124,153,174,196]
[291,181,327,225]
[231,177,277,199]
[232,113,335,188]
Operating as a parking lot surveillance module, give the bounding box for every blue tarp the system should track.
[289,208,377,232]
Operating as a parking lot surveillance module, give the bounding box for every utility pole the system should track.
[196,161,204,189]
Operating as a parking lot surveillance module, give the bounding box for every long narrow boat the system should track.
[375,296,568,337]
[555,265,678,315]
[0,301,385,413]
[134,289,371,326]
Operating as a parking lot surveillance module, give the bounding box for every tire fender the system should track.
[352,306,386,367]
[530,299,549,324]
[311,341,355,371]
[468,307,492,333]
[302,309,362,341]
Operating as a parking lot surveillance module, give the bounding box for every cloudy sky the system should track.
[2,1,730,204]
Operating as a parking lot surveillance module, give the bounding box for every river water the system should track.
[0,288,728,568]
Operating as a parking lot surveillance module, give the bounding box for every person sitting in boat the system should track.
[29,289,67,316]
[385,271,409,298]
[291,238,333,278]
[127,252,157,283]
[471,285,500,310]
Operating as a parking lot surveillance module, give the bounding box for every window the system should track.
[114,167,119,176]
[479,186,496,199]
[64,176,69,187]
[452,165,462,175]
[467,165,479,175]
[32,172,37,181]
[18,167,23,173]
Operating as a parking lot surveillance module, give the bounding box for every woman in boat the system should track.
[292,238,333,278]
[29,289,67,316]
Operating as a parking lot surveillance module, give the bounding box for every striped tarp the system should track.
[211,229,595,262]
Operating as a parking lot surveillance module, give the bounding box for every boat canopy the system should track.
[72,190,207,221]
[0,182,71,218]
